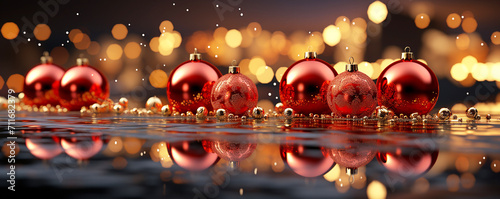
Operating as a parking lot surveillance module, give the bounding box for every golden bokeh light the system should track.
[491,63,500,81]
[446,13,462,29]
[149,69,168,88]
[450,63,468,81]
[471,63,488,81]
[0,75,5,90]
[68,29,82,43]
[462,18,477,33]
[358,62,374,77]
[34,24,51,41]
[462,55,477,70]
[323,25,341,46]
[87,41,101,55]
[225,29,243,48]
[335,16,351,40]
[271,31,287,53]
[247,22,262,37]
[172,31,182,48]
[111,24,128,40]
[108,137,123,153]
[107,44,123,60]
[334,61,347,73]
[491,31,500,45]
[249,56,266,75]
[159,20,174,33]
[415,13,430,29]
[492,160,500,173]
[50,46,69,65]
[367,1,388,24]
[6,74,24,92]
[256,66,274,84]
[380,59,394,70]
[149,37,159,52]
[159,32,175,56]
[352,17,367,30]
[257,100,274,113]
[367,180,386,199]
[275,67,287,82]
[456,34,470,50]
[74,33,91,50]
[1,22,19,40]
[124,42,141,59]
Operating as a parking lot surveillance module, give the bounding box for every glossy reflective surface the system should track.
[23,63,65,106]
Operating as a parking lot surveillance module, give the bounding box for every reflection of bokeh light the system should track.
[450,63,468,81]
[34,24,51,41]
[415,13,430,29]
[107,44,123,60]
[462,18,477,33]
[87,41,101,55]
[455,155,469,172]
[6,74,24,92]
[491,31,500,45]
[149,69,168,88]
[367,1,388,24]
[123,137,143,154]
[275,67,287,82]
[149,37,159,52]
[225,29,243,48]
[446,174,460,192]
[471,63,488,81]
[111,24,128,40]
[323,164,340,182]
[256,66,274,84]
[150,142,173,168]
[124,42,141,59]
[323,25,341,46]
[247,22,262,37]
[108,137,123,153]
[112,157,127,169]
[1,22,19,40]
[159,20,174,32]
[412,177,430,194]
[446,13,461,29]
[460,173,475,189]
[249,56,266,75]
[74,33,91,50]
[51,46,69,65]
[68,29,82,43]
[367,180,386,199]
[492,160,500,173]
[358,62,374,77]
[456,34,470,50]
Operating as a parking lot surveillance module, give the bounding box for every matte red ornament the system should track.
[167,49,222,113]
[327,58,377,117]
[376,146,439,177]
[168,140,219,171]
[23,52,65,106]
[280,51,337,115]
[57,58,109,111]
[211,61,258,115]
[376,47,439,115]
[211,140,256,162]
[280,143,335,177]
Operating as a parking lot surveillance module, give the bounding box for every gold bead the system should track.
[466,107,478,119]
[284,108,294,119]
[252,106,264,119]
[438,108,451,120]
[161,105,171,116]
[113,104,124,114]
[216,109,227,121]
[146,96,162,113]
[90,103,101,113]
[119,97,129,109]
[275,102,284,114]
[196,106,208,120]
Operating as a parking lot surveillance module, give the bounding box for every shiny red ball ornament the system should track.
[211,140,257,162]
[167,49,222,113]
[376,47,439,115]
[327,58,377,117]
[26,136,63,160]
[376,147,439,177]
[168,140,219,171]
[280,143,335,177]
[60,133,104,160]
[280,51,338,115]
[329,145,376,175]
[57,58,109,111]
[23,52,65,106]
[211,61,258,115]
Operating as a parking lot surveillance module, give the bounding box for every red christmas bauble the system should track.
[211,140,256,162]
[25,136,63,160]
[23,53,65,106]
[168,140,219,171]
[376,147,439,177]
[167,50,222,113]
[211,63,258,115]
[280,51,337,115]
[376,47,439,115]
[327,60,377,117]
[60,133,104,160]
[280,144,335,177]
[58,58,109,111]
[330,145,376,169]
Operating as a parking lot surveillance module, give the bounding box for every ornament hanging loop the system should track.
[190,48,201,61]
[229,60,240,74]
[349,175,355,184]
[346,57,358,72]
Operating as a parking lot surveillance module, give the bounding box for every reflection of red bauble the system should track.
[168,141,219,171]
[280,53,337,114]
[327,70,377,117]
[211,140,256,161]
[25,136,63,160]
[58,62,109,111]
[60,134,103,160]
[23,62,65,106]
[330,147,376,169]
[211,68,258,115]
[167,60,222,113]
[376,148,438,177]
[280,144,335,177]
[376,58,438,115]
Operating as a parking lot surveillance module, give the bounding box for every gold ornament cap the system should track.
[76,57,89,66]
[346,167,358,175]
[228,60,240,74]
[40,51,53,64]
[401,46,414,60]
[304,46,317,59]
[345,57,358,72]
[189,48,202,61]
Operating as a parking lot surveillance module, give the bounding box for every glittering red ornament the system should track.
[329,137,376,175]
[280,143,335,177]
[167,140,219,171]
[60,133,104,160]
[327,58,377,117]
[211,61,258,115]
[211,140,256,162]
[280,51,338,115]
[167,49,222,113]
[376,147,439,177]
[23,52,65,106]
[57,58,109,111]
[376,47,439,115]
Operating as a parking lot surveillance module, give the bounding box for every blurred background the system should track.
[1,0,500,113]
